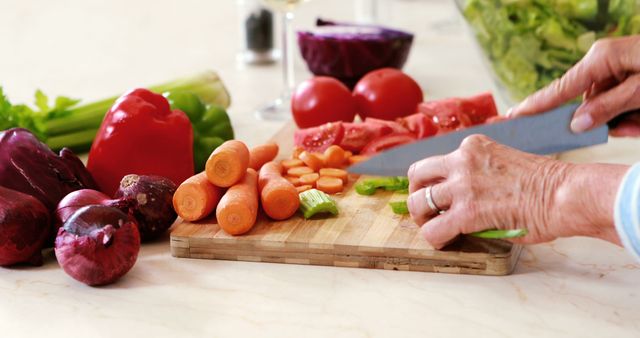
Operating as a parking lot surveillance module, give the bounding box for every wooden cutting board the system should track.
[170,123,522,275]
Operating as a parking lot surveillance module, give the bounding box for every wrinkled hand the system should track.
[510,35,640,137]
[407,135,624,249]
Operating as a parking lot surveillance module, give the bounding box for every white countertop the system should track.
[1,1,639,337]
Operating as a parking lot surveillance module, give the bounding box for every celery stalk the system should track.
[470,229,528,239]
[42,71,231,151]
[299,189,339,219]
[389,201,409,215]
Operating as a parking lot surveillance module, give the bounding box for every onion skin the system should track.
[54,205,140,286]
[0,186,50,266]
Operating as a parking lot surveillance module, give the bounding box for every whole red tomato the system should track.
[291,77,356,128]
[353,68,423,121]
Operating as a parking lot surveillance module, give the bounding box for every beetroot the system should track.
[113,174,177,241]
[0,186,50,266]
[55,205,140,286]
[56,175,177,241]
[0,128,96,211]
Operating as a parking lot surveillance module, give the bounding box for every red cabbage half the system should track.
[0,128,97,211]
[298,19,414,88]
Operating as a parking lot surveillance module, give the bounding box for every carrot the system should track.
[258,162,300,220]
[205,140,250,188]
[316,176,344,194]
[348,155,369,165]
[299,151,324,172]
[285,175,301,186]
[173,172,225,222]
[343,151,353,164]
[287,166,314,177]
[324,145,345,168]
[282,159,304,171]
[249,143,279,171]
[319,168,348,184]
[299,173,320,187]
[216,168,259,235]
[296,185,313,193]
[292,147,304,159]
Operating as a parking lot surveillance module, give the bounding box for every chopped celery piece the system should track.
[355,176,409,196]
[470,229,528,239]
[389,201,409,215]
[299,189,339,219]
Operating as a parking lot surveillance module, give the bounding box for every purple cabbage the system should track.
[298,19,414,88]
[0,128,97,211]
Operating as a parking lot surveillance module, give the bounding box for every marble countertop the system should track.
[1,1,639,337]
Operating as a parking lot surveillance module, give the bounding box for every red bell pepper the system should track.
[87,88,194,196]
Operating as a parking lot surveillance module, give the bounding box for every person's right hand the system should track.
[509,35,640,137]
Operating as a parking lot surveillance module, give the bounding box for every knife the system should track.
[348,103,609,176]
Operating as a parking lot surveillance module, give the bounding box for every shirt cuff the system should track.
[614,163,640,262]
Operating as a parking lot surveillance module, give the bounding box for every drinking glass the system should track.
[255,0,310,120]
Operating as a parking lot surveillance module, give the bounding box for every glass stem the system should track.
[282,10,295,97]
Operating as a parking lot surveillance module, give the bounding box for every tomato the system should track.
[417,98,471,133]
[361,133,418,155]
[339,122,392,153]
[353,68,423,121]
[399,113,438,139]
[292,77,356,128]
[294,122,345,153]
[363,117,410,134]
[460,92,498,125]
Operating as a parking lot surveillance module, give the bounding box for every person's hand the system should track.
[407,134,626,249]
[509,35,640,137]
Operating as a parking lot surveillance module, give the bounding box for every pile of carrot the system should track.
[282,145,364,195]
[173,141,302,236]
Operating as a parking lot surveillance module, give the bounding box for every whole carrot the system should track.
[249,143,279,171]
[216,168,259,235]
[173,172,225,222]
[206,140,250,187]
[259,162,300,220]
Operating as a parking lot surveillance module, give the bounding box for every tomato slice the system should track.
[339,122,392,153]
[363,117,410,134]
[460,92,498,125]
[294,122,345,153]
[398,113,438,139]
[361,133,418,155]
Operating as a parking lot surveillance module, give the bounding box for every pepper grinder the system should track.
[237,0,277,65]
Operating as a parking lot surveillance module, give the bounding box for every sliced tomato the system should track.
[399,113,438,139]
[361,133,418,155]
[460,92,498,125]
[294,122,345,153]
[339,122,391,153]
[363,117,410,134]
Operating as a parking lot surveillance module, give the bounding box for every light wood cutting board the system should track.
[170,123,522,275]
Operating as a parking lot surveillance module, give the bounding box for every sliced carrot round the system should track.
[299,151,324,172]
[324,145,346,168]
[348,155,369,165]
[287,166,314,177]
[299,173,320,187]
[319,168,348,184]
[316,176,343,194]
[296,185,313,193]
[281,159,304,171]
[292,147,304,160]
[285,175,301,186]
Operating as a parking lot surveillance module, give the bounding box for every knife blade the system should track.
[348,103,608,176]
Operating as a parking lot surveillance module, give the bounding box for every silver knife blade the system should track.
[348,103,608,176]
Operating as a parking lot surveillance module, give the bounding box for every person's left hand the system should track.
[406,134,622,249]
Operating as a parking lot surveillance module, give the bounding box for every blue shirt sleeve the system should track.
[614,163,640,262]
